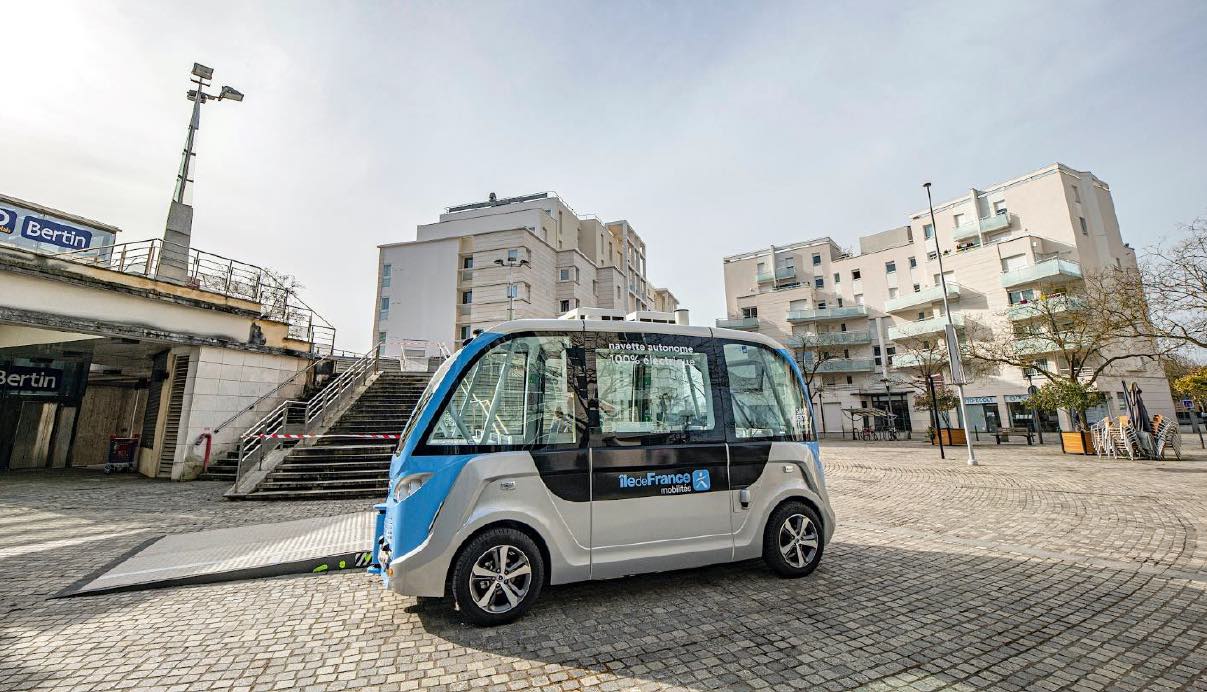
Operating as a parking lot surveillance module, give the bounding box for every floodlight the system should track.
[192,63,214,80]
[219,86,244,102]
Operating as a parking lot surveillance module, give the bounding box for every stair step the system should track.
[244,488,385,500]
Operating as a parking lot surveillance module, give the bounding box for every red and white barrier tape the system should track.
[254,433,401,439]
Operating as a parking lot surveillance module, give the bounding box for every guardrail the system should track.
[234,342,384,488]
[52,238,336,354]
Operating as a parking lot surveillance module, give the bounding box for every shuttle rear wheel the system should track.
[763,502,824,577]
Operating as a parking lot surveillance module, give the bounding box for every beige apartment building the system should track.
[720,163,1174,437]
[374,192,679,352]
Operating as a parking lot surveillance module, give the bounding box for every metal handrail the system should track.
[233,341,384,489]
[50,238,337,354]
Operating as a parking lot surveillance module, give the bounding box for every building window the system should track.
[616,286,621,299]
[559,299,571,313]
[846,376,853,385]
[1008,289,1036,305]
[378,331,387,343]
[993,200,1008,215]
[854,294,864,305]
[888,287,899,299]
[924,224,934,239]
[908,257,917,269]
[851,268,862,280]
[873,345,882,366]
[458,325,471,341]
[1079,217,1089,235]
[886,346,896,366]
[757,261,766,274]
[461,290,472,304]
[741,306,758,319]
[1072,186,1081,203]
[817,301,827,310]
[913,283,921,293]
[927,250,938,260]
[953,213,965,227]
[381,264,391,287]
[814,276,824,288]
[885,261,896,273]
[462,256,474,269]
[836,297,844,307]
[833,272,840,284]
[812,253,822,266]
[379,296,389,317]
[559,268,572,282]
[917,311,927,320]
[507,248,519,262]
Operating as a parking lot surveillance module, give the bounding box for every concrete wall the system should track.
[375,237,460,346]
[71,386,147,467]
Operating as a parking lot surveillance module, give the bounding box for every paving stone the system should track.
[2,442,1207,690]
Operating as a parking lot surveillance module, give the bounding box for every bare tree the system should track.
[790,336,839,412]
[891,331,988,427]
[964,271,1173,427]
[1134,219,1207,349]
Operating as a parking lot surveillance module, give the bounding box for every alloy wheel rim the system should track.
[778,513,819,568]
[468,545,532,614]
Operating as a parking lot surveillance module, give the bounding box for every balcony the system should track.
[756,271,776,283]
[815,358,876,373]
[884,283,961,313]
[757,267,798,283]
[1000,258,1082,289]
[786,305,868,322]
[951,212,1014,242]
[717,317,760,330]
[1013,332,1086,355]
[1007,295,1087,321]
[794,330,873,346]
[887,312,964,341]
[891,353,928,369]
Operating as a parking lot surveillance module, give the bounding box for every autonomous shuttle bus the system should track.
[372,319,834,625]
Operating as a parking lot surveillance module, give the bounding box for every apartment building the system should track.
[720,163,1174,436]
[374,192,679,351]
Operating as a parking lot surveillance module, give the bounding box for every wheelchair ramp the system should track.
[59,512,374,597]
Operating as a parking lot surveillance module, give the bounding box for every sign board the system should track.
[1184,398,1196,411]
[1004,394,1031,403]
[0,365,65,395]
[0,198,115,254]
[944,323,967,384]
[964,395,998,405]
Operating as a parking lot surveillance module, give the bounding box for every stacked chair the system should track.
[1091,414,1181,461]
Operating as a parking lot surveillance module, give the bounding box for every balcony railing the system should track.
[776,266,797,280]
[1013,332,1087,355]
[786,305,868,322]
[50,238,336,354]
[1000,258,1082,289]
[891,353,928,369]
[951,212,1014,242]
[884,282,961,313]
[1007,295,1087,320]
[756,271,776,283]
[887,312,964,341]
[791,330,872,346]
[717,316,760,330]
[815,358,876,373]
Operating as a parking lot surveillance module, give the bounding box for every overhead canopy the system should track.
[842,407,897,418]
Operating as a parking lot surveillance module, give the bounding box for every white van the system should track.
[371,319,834,625]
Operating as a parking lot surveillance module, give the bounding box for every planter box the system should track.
[1060,430,1096,455]
[929,427,967,446]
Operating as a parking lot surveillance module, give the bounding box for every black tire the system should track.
[451,528,545,626]
[763,501,824,577]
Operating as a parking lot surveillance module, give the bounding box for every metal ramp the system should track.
[58,513,373,597]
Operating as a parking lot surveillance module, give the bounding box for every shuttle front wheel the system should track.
[452,528,545,626]
[763,502,824,577]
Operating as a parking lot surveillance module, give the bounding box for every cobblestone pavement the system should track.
[3,442,1207,691]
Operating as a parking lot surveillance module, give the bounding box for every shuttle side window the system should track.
[722,343,813,441]
[425,334,578,449]
[593,337,717,441]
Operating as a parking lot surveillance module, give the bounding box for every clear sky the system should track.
[2,1,1205,351]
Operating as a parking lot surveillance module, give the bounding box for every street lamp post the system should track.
[160,63,243,282]
[879,376,893,435]
[1024,368,1044,445]
[924,182,978,466]
[493,256,530,321]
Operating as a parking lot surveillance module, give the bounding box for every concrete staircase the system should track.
[238,370,431,500]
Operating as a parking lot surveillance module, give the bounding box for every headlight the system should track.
[393,473,431,502]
